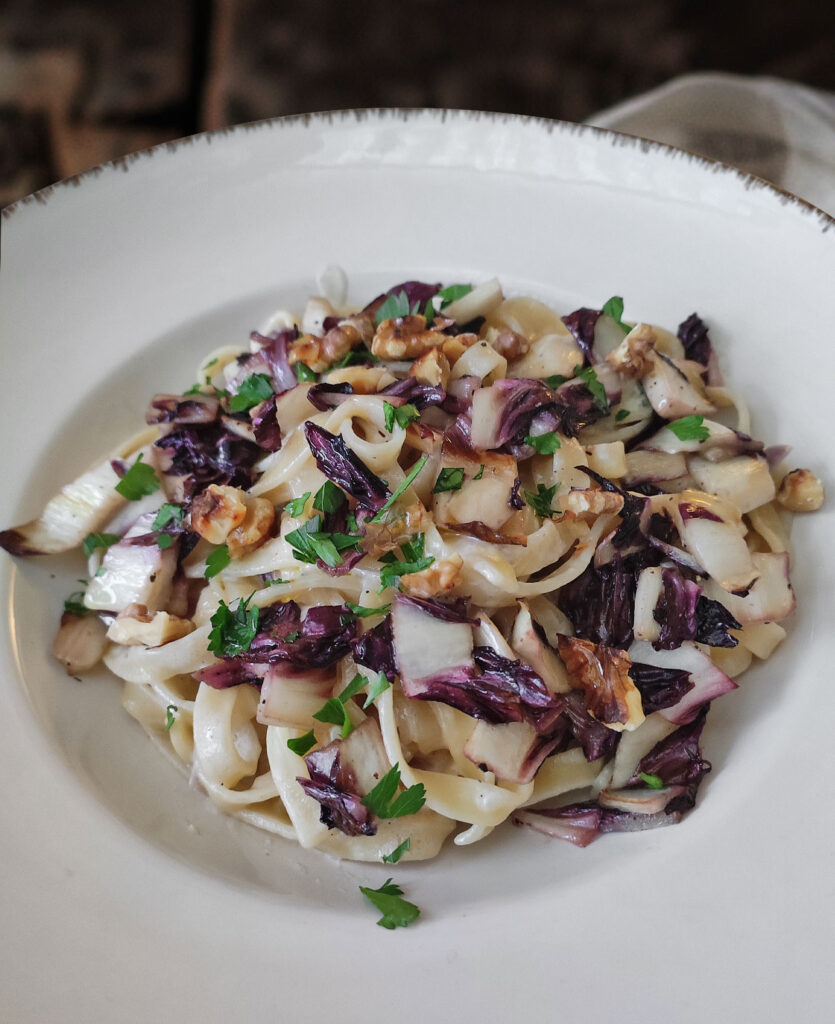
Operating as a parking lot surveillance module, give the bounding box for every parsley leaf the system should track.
[359,878,420,930]
[332,346,378,369]
[337,673,367,702]
[639,772,665,790]
[423,298,435,326]
[287,730,317,756]
[524,482,560,518]
[473,464,485,480]
[432,467,465,493]
[667,415,710,442]
[370,456,428,523]
[376,290,412,324]
[82,532,119,557]
[63,589,89,617]
[115,453,159,500]
[313,697,354,738]
[382,838,411,864]
[363,672,390,709]
[438,283,472,307]
[361,763,426,819]
[615,408,631,422]
[524,432,561,455]
[294,362,317,382]
[602,295,631,333]
[153,503,184,530]
[312,480,345,515]
[285,492,311,518]
[205,544,231,578]
[228,373,274,412]
[378,534,434,590]
[344,601,391,618]
[384,402,421,433]
[183,382,204,395]
[545,374,567,390]
[156,533,175,550]
[575,365,609,412]
[165,705,177,731]
[207,595,259,658]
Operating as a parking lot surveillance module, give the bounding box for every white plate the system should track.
[1,110,833,1024]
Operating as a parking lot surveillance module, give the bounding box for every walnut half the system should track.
[556,635,645,731]
[776,469,824,513]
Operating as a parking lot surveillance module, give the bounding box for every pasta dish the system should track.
[1,275,823,866]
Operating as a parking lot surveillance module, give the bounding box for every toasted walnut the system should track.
[489,327,530,360]
[52,613,108,674]
[107,607,196,647]
[190,484,247,544]
[409,347,451,388]
[776,469,824,512]
[556,635,644,731]
[227,496,275,557]
[562,488,625,519]
[440,332,480,365]
[363,502,429,559]
[289,323,362,373]
[400,554,464,598]
[606,323,657,378]
[371,315,449,360]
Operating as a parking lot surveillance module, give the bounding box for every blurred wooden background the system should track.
[1,0,833,207]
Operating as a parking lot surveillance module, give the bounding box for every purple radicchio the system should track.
[304,422,390,512]
[677,313,713,368]
[237,601,358,669]
[351,615,397,681]
[154,422,261,497]
[562,307,601,365]
[557,551,655,648]
[513,800,681,847]
[306,382,354,412]
[251,396,282,452]
[297,743,375,837]
[362,280,441,317]
[146,393,219,425]
[629,661,694,715]
[653,566,741,650]
[249,327,299,394]
[379,376,446,410]
[629,705,712,812]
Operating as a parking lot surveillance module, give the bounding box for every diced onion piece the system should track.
[642,352,715,419]
[256,665,334,729]
[485,295,565,342]
[623,450,688,486]
[391,596,474,685]
[449,339,506,384]
[469,386,504,450]
[586,442,626,479]
[52,613,108,674]
[443,278,503,323]
[687,455,775,514]
[464,720,543,784]
[675,506,757,593]
[507,332,582,380]
[609,713,679,789]
[301,295,337,336]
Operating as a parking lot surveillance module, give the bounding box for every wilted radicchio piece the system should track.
[652,566,740,650]
[552,379,608,436]
[155,423,261,497]
[304,421,390,511]
[630,705,712,812]
[249,327,298,394]
[558,690,621,761]
[562,307,601,365]
[194,660,268,689]
[351,615,397,681]
[232,601,358,669]
[487,379,557,449]
[379,377,446,410]
[251,396,282,451]
[362,280,441,317]
[146,393,219,425]
[584,469,649,549]
[396,594,475,624]
[677,313,713,368]
[513,800,682,846]
[629,662,694,715]
[464,646,565,733]
[306,382,354,411]
[558,552,654,648]
[695,597,741,648]
[297,743,375,837]
[678,501,723,523]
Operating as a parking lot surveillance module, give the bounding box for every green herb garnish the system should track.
[344,601,391,618]
[375,290,413,324]
[228,373,274,412]
[82,532,119,557]
[382,838,411,864]
[575,365,609,413]
[115,453,159,500]
[294,362,317,382]
[156,533,175,550]
[383,402,421,433]
[63,590,89,617]
[432,467,465,493]
[165,705,178,731]
[639,772,665,790]
[285,492,311,518]
[205,544,231,578]
[378,534,434,590]
[615,408,631,422]
[359,878,420,930]
[370,456,428,523]
[153,503,184,530]
[667,415,710,442]
[602,295,631,333]
[286,514,361,568]
[524,432,561,455]
[313,697,354,738]
[545,374,567,390]
[363,672,390,709]
[473,464,485,480]
[362,763,426,819]
[524,482,560,519]
[287,730,317,756]
[438,283,473,307]
[207,594,259,658]
[312,480,345,515]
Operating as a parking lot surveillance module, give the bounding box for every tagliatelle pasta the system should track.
[1,277,824,861]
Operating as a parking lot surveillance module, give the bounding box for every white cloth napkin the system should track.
[588,72,835,216]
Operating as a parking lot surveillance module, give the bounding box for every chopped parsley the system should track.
[294,361,317,382]
[153,503,184,530]
[615,408,631,422]
[473,464,485,480]
[524,432,561,455]
[337,673,367,703]
[287,730,317,756]
[183,382,204,395]
[286,514,361,568]
[378,534,434,591]
[602,295,631,333]
[285,492,311,518]
[382,838,411,864]
[438,283,472,307]
[207,594,259,658]
[228,373,273,412]
[370,456,428,523]
[359,878,420,930]
[332,346,378,369]
[363,672,390,708]
[264,575,289,586]
[524,482,560,519]
[312,480,345,515]
[362,763,426,819]
[432,467,465,493]
[423,298,435,326]
[575,365,609,413]
[545,374,567,390]
[165,705,178,731]
[205,544,231,578]
[344,601,391,618]
[156,533,175,550]
[335,671,390,711]
[115,453,159,500]
[63,589,89,617]
[313,696,354,738]
[668,415,710,442]
[639,772,665,790]
[375,290,417,324]
[383,401,421,433]
[82,532,119,557]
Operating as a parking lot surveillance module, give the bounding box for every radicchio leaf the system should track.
[379,377,446,410]
[677,313,712,367]
[513,799,682,846]
[695,597,740,648]
[396,594,475,624]
[558,552,652,648]
[251,396,282,451]
[250,327,298,394]
[562,307,601,365]
[363,280,441,317]
[237,601,358,669]
[298,743,376,837]
[630,706,712,812]
[629,662,694,714]
[654,566,701,650]
[146,394,219,425]
[351,616,397,681]
[304,421,390,511]
[306,382,354,411]
[155,423,261,497]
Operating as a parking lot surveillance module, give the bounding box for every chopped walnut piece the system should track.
[226,495,276,557]
[562,488,625,519]
[289,322,362,372]
[556,635,645,731]
[107,607,196,647]
[776,469,824,512]
[489,327,530,361]
[606,323,657,378]
[400,554,464,598]
[190,485,247,544]
[363,502,429,559]
[371,314,448,360]
[52,613,108,674]
[409,347,451,388]
[440,332,480,365]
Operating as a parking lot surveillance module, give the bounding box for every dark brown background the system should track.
[1,0,833,208]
